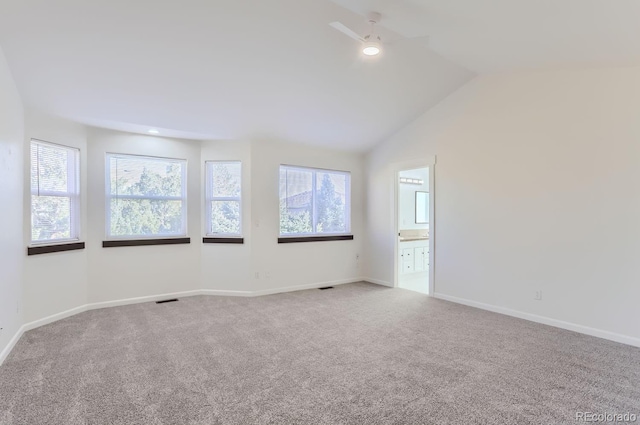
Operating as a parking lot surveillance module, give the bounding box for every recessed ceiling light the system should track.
[148,129,159,134]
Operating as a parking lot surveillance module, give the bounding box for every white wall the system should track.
[86,129,202,303]
[0,47,24,358]
[201,139,364,292]
[200,140,253,291]
[22,110,88,322]
[249,140,364,291]
[14,124,363,317]
[398,168,429,230]
[365,66,640,343]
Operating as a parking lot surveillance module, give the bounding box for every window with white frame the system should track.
[30,140,81,244]
[106,154,187,239]
[279,165,351,236]
[205,161,242,236]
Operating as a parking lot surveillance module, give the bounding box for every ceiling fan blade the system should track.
[329,21,365,43]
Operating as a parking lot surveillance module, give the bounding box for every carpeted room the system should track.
[3,283,639,424]
[1,1,640,424]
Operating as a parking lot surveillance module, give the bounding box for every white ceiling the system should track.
[0,0,472,151]
[1,1,638,151]
[332,0,640,73]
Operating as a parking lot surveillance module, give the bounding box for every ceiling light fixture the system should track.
[400,177,424,185]
[329,11,387,58]
[363,39,381,56]
[362,15,382,57]
[148,129,159,134]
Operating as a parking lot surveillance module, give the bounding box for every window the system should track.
[107,153,187,239]
[279,165,351,237]
[205,161,242,236]
[30,140,80,244]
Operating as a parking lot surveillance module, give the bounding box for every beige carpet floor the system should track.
[0,282,639,424]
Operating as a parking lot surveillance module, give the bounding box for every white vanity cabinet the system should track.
[402,248,414,273]
[399,240,429,274]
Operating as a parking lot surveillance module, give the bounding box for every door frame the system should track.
[392,157,436,295]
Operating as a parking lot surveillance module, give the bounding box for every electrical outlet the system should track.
[534,290,542,301]
[265,272,271,279]
[254,272,260,279]
[356,254,360,261]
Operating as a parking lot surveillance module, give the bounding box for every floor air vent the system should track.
[156,298,179,304]
[319,286,334,290]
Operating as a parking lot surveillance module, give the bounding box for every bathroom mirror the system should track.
[415,191,429,224]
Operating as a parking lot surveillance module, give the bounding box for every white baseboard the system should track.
[0,278,368,365]
[23,304,88,332]
[202,278,363,297]
[0,326,26,366]
[88,290,203,311]
[433,292,640,348]
[4,284,637,367]
[201,289,254,297]
[1,306,88,365]
[251,278,361,296]
[363,277,393,287]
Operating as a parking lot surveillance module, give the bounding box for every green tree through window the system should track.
[316,173,345,233]
[279,166,350,236]
[108,155,186,238]
[30,140,80,243]
[206,161,241,235]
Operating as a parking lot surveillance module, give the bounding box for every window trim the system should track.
[30,139,81,246]
[103,238,191,248]
[204,160,243,237]
[105,152,188,241]
[278,235,353,244]
[28,242,85,256]
[202,237,244,244]
[278,164,352,239]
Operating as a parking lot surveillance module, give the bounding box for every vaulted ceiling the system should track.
[332,0,640,73]
[1,0,638,151]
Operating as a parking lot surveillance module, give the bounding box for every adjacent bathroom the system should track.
[397,167,429,294]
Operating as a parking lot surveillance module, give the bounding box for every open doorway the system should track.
[396,166,432,294]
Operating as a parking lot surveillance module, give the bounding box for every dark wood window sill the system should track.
[103,238,190,248]
[278,235,354,244]
[27,242,85,256]
[203,237,244,244]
